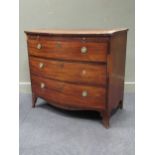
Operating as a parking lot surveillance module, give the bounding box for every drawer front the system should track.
[31,75,106,109]
[27,38,108,62]
[30,57,107,86]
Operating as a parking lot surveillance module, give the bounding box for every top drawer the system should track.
[27,36,108,62]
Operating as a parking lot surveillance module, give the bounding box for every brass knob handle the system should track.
[39,62,44,68]
[82,70,86,75]
[81,47,87,54]
[37,43,42,49]
[82,90,88,97]
[56,42,62,48]
[82,37,86,41]
[40,83,45,89]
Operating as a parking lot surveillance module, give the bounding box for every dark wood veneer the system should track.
[28,38,108,62]
[29,56,107,86]
[31,75,106,110]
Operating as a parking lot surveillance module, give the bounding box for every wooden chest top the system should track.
[25,28,128,36]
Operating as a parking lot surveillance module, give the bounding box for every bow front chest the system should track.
[25,29,128,128]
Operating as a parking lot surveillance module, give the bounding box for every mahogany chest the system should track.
[25,29,128,128]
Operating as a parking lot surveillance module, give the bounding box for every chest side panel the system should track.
[107,32,127,112]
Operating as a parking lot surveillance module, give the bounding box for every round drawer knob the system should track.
[82,90,88,97]
[39,62,44,68]
[82,37,86,41]
[37,43,42,49]
[82,70,86,75]
[81,47,87,54]
[40,83,45,89]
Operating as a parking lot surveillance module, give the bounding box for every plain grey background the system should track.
[19,0,135,92]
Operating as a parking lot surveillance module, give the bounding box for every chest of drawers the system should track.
[25,29,128,128]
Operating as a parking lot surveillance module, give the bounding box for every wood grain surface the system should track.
[31,75,106,110]
[29,57,107,86]
[25,28,128,36]
[28,37,108,62]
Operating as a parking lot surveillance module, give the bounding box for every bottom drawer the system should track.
[31,75,106,110]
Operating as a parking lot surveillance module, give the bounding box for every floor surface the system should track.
[19,93,135,155]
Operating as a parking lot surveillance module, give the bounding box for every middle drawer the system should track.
[29,57,107,86]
